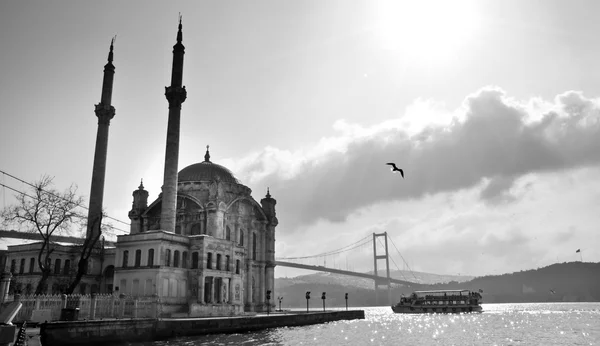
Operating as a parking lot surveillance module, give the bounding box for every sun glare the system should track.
[374,0,481,64]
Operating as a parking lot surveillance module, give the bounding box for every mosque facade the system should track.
[114,149,277,315]
[111,21,278,315]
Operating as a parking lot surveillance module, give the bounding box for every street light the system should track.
[345,293,348,311]
[321,292,326,311]
[305,291,311,312]
[277,296,283,312]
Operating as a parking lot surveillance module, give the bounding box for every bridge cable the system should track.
[277,236,372,260]
[276,233,372,260]
[387,236,419,281]
[375,237,408,282]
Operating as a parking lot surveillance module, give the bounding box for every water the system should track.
[136,303,600,345]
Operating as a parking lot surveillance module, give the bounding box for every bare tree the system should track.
[1,175,85,294]
[65,215,110,294]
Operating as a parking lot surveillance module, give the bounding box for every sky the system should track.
[1,0,599,278]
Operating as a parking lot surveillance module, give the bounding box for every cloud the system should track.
[235,87,600,231]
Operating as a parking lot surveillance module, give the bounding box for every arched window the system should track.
[63,260,70,275]
[19,258,25,274]
[29,258,35,273]
[216,254,221,270]
[252,233,257,260]
[225,255,230,271]
[53,259,61,275]
[235,259,240,274]
[239,229,244,246]
[175,225,181,235]
[165,249,171,267]
[10,260,15,274]
[191,224,201,235]
[182,251,188,268]
[174,250,180,268]
[122,250,129,268]
[148,249,154,267]
[206,253,212,269]
[226,226,231,241]
[135,249,142,267]
[191,252,199,269]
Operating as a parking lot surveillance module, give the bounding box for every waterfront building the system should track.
[0,230,115,295]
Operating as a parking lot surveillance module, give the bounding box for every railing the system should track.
[3,293,170,322]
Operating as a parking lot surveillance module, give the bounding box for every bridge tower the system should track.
[372,232,392,306]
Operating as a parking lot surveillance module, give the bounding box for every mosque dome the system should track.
[177,147,239,184]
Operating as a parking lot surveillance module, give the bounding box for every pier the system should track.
[39,310,365,345]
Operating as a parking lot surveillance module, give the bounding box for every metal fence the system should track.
[4,293,162,322]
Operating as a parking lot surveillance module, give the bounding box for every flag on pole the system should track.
[576,249,581,253]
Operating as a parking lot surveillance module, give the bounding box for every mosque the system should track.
[110,21,278,315]
[1,20,277,316]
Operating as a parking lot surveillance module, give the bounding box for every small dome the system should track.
[178,161,239,184]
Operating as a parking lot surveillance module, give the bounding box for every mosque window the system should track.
[225,255,230,271]
[226,226,231,241]
[240,230,244,246]
[148,249,154,266]
[235,260,240,274]
[182,251,188,268]
[207,253,212,269]
[53,259,61,275]
[216,254,222,270]
[29,258,35,273]
[20,259,25,274]
[174,250,180,268]
[135,249,142,267]
[122,250,129,268]
[191,252,199,269]
[165,249,171,267]
[252,233,257,260]
[63,260,70,275]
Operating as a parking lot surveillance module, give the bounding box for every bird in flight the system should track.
[549,289,556,295]
[386,163,404,178]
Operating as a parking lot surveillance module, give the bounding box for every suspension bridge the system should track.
[275,232,418,305]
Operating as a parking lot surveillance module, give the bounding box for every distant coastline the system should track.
[275,261,600,307]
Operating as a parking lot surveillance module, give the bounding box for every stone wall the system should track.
[40,310,365,345]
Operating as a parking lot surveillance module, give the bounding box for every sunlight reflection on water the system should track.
[143,303,600,346]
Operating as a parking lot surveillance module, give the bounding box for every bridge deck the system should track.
[275,261,414,286]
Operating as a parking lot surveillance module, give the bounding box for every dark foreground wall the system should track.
[40,310,365,346]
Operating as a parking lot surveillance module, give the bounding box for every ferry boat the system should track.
[391,289,483,314]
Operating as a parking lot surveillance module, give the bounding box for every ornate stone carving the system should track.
[165,86,187,108]
[94,103,115,125]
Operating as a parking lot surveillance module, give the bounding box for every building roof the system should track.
[178,161,239,184]
[0,237,40,251]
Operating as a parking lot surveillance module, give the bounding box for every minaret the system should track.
[161,17,187,233]
[87,38,116,240]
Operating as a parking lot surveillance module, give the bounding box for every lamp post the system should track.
[305,291,311,312]
[345,293,348,311]
[277,296,283,312]
[321,292,326,311]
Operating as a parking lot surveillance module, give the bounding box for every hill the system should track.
[273,262,600,308]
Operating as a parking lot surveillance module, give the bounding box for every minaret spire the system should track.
[87,38,117,241]
[161,18,187,233]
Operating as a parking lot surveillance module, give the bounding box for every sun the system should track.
[373,0,481,64]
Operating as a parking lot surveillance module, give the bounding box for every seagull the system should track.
[386,163,404,178]
[549,289,556,295]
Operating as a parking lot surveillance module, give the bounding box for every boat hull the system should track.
[391,305,482,314]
